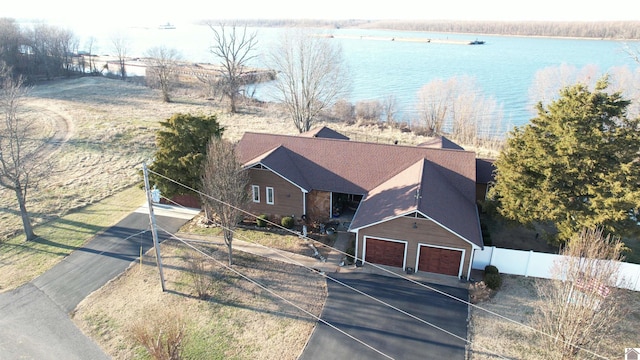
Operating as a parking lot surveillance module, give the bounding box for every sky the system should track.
[4,0,640,25]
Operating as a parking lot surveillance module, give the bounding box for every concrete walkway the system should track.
[178,229,468,289]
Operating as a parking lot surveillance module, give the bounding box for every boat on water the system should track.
[158,22,176,30]
[469,39,485,45]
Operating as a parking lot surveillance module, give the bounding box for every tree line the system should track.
[0,18,82,81]
[202,18,640,40]
[357,20,640,40]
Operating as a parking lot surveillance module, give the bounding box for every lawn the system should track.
[0,185,146,291]
[468,275,640,359]
[73,240,327,360]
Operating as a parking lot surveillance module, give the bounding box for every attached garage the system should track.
[364,237,407,268]
[417,244,464,277]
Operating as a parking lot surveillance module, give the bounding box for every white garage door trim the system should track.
[415,243,465,278]
[363,236,408,270]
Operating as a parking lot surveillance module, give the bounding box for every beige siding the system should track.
[357,216,473,277]
[246,169,304,220]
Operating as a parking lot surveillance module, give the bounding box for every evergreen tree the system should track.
[147,113,223,198]
[489,77,640,243]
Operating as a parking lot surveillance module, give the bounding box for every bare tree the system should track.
[381,94,399,125]
[331,99,355,124]
[528,64,599,112]
[269,29,349,133]
[0,18,24,75]
[355,100,382,123]
[416,78,452,136]
[111,33,128,80]
[206,23,258,113]
[145,46,182,102]
[200,137,249,266]
[0,65,37,240]
[533,227,629,359]
[450,87,480,145]
[416,76,503,148]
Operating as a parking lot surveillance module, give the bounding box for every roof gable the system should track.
[418,135,464,150]
[350,158,483,248]
[299,126,350,140]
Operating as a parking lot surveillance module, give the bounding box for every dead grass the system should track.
[73,240,326,360]
[0,185,145,291]
[468,275,640,359]
[1,76,495,242]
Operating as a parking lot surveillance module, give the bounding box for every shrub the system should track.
[332,99,355,124]
[355,100,383,122]
[256,214,267,227]
[484,265,499,275]
[185,253,215,300]
[281,216,294,229]
[484,272,502,290]
[131,310,187,360]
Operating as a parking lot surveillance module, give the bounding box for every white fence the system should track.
[472,246,640,291]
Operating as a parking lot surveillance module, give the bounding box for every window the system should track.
[266,187,274,205]
[252,185,260,203]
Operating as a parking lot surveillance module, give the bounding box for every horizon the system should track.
[5,0,640,27]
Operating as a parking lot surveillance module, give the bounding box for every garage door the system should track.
[417,246,462,276]
[365,238,405,268]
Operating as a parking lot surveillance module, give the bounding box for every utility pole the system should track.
[142,162,166,292]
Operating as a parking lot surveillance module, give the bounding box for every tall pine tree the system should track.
[489,77,640,243]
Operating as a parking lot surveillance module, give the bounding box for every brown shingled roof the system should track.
[417,135,465,150]
[299,126,350,140]
[236,131,482,247]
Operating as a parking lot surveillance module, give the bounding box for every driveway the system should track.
[0,204,199,359]
[300,272,469,360]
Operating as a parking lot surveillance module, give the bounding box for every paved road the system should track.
[300,272,469,360]
[0,204,199,359]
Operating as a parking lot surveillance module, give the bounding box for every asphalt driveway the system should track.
[0,204,199,359]
[300,272,469,360]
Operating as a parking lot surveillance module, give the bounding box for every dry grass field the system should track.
[468,275,640,359]
[1,76,462,241]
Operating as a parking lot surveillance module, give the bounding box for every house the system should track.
[235,127,484,280]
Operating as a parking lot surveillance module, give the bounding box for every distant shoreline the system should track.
[320,34,484,45]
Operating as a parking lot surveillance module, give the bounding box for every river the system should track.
[52,21,640,132]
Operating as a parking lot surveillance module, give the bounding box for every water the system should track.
[53,21,640,131]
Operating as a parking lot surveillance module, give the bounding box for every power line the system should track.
[159,228,395,360]
[146,167,608,359]
[165,226,508,359]
[155,191,505,358]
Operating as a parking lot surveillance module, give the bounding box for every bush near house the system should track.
[256,214,268,227]
[484,265,502,289]
[281,216,294,229]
